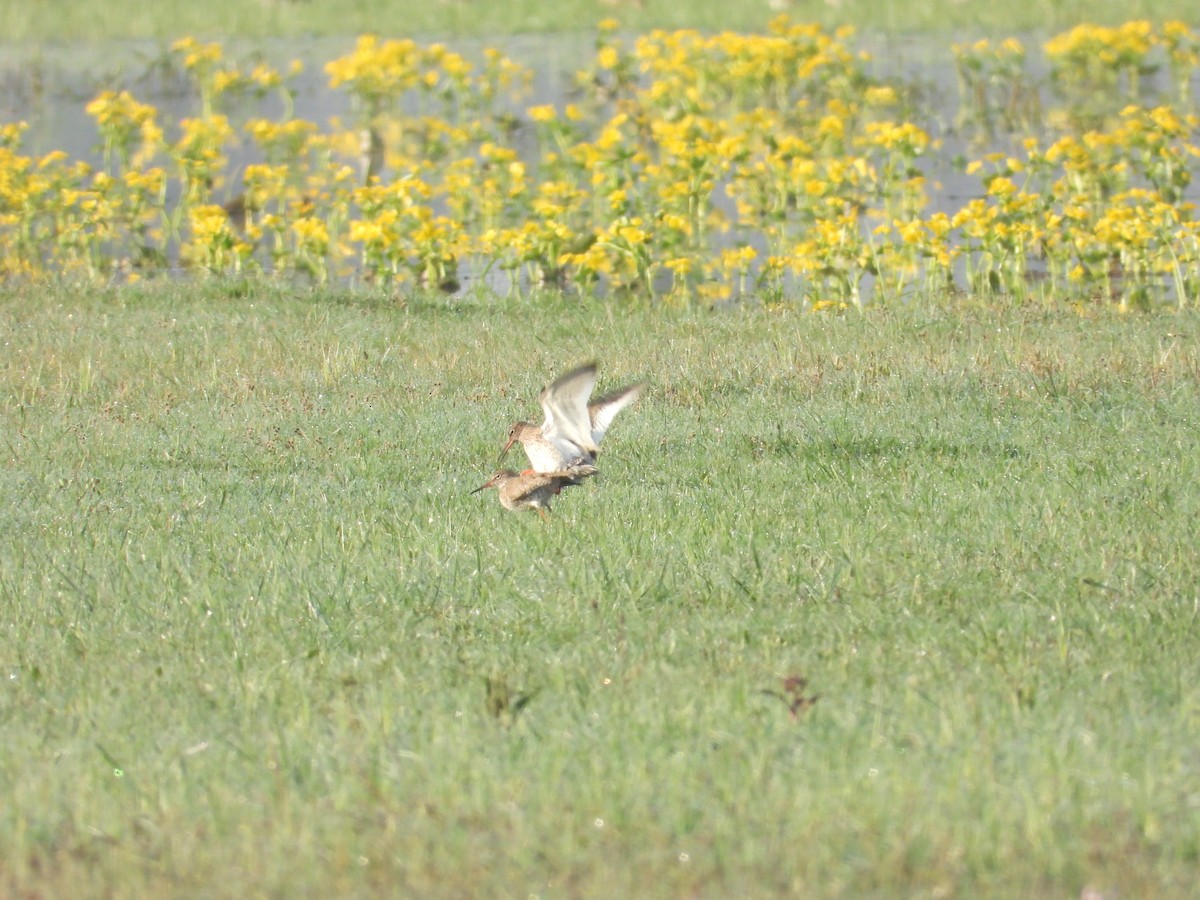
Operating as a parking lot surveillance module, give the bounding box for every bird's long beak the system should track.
[498,435,516,461]
[470,482,490,494]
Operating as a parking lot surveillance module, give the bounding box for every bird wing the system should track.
[508,473,558,504]
[540,363,600,463]
[550,463,599,487]
[509,466,596,506]
[588,382,644,444]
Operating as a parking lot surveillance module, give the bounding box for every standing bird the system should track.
[501,363,644,472]
[471,464,599,521]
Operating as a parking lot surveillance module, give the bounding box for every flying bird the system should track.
[501,363,644,472]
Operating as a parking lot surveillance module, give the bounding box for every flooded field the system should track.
[0,20,1197,305]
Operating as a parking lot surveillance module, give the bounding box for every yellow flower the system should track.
[172,37,223,71]
[85,90,157,129]
[895,219,924,244]
[811,298,849,312]
[249,63,282,89]
[597,46,621,71]
[615,223,648,245]
[817,115,844,141]
[212,69,243,96]
[292,216,329,248]
[864,86,898,107]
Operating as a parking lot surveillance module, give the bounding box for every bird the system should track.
[471,464,599,521]
[501,363,644,473]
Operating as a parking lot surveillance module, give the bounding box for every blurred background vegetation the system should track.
[3,0,1199,42]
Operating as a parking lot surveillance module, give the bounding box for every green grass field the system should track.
[3,0,1200,43]
[3,284,1199,896]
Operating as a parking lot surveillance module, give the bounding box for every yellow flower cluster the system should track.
[1043,21,1188,130]
[0,18,1198,310]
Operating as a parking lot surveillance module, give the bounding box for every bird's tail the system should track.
[557,462,599,486]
